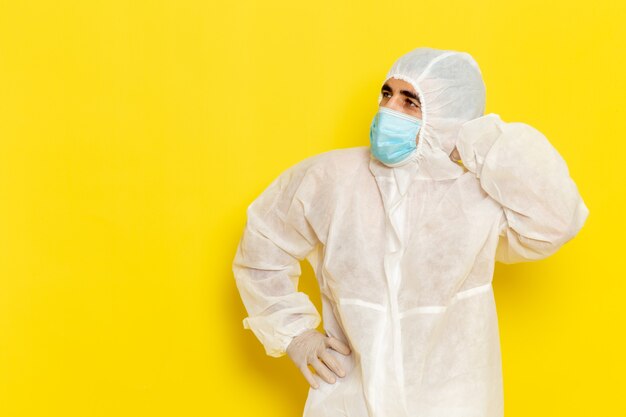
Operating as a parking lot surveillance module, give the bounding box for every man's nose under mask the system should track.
[369,106,422,167]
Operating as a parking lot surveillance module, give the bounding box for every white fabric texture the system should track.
[232,47,589,417]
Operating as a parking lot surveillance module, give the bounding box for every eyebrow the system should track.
[381,83,421,104]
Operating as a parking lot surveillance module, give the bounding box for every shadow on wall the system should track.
[493,260,555,310]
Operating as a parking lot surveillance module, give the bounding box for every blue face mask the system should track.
[369,106,422,166]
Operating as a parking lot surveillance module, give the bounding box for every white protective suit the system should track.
[232,47,589,417]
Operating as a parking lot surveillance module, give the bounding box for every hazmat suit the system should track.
[232,47,590,417]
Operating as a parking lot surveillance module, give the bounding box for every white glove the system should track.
[286,328,352,389]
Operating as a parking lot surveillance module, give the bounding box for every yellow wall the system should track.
[0,1,622,416]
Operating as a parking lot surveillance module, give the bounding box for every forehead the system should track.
[383,77,416,93]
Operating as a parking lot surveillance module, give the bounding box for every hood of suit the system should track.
[375,47,486,175]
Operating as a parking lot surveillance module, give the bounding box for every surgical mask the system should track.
[369,106,422,166]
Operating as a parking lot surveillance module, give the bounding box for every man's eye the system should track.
[382,92,391,98]
[407,99,419,108]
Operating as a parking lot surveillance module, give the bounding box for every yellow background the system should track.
[0,1,623,416]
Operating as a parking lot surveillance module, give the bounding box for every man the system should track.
[232,47,589,417]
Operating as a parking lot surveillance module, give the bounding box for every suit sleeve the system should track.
[456,113,590,264]
[232,157,325,357]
